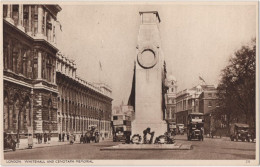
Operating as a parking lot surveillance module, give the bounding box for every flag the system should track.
[199,76,206,83]
[99,61,102,71]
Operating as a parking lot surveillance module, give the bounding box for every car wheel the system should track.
[242,139,245,142]
[236,136,238,142]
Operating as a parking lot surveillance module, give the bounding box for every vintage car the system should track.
[113,126,131,142]
[230,123,251,142]
[168,122,177,136]
[177,124,185,135]
[187,113,204,141]
[4,133,16,151]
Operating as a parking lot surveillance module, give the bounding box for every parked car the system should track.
[177,124,185,135]
[230,123,251,142]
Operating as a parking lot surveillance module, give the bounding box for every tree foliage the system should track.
[217,38,256,128]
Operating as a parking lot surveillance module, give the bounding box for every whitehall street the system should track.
[4,135,255,160]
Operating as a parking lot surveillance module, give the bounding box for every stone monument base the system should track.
[131,120,167,143]
[100,143,192,151]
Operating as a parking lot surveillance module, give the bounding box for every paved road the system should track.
[4,135,255,160]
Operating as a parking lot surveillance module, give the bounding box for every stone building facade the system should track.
[3,4,62,138]
[56,53,112,137]
[3,4,113,141]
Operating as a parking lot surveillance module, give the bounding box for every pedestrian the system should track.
[40,134,42,144]
[62,133,65,142]
[67,133,69,141]
[48,133,51,144]
[59,133,61,142]
[80,134,84,143]
[69,134,74,144]
[44,133,47,144]
[36,133,40,144]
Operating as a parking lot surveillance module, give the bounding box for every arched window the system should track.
[46,14,52,41]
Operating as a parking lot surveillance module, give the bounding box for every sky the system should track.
[57,2,256,107]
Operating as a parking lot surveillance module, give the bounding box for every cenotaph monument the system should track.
[131,11,167,140]
[102,11,192,150]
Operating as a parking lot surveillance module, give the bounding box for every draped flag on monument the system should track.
[127,62,136,111]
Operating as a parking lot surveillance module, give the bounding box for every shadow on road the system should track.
[210,151,255,159]
[221,148,255,152]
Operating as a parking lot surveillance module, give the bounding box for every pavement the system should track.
[4,135,256,160]
[4,137,112,152]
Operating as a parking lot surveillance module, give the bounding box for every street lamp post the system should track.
[209,113,212,138]
[30,88,34,143]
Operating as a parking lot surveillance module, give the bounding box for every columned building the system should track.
[56,53,112,138]
[3,4,62,138]
[3,4,113,141]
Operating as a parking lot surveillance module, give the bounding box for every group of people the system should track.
[58,133,73,142]
[35,133,51,144]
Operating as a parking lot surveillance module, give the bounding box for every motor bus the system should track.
[112,114,131,142]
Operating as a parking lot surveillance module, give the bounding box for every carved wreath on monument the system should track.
[137,45,159,69]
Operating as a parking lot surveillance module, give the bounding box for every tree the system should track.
[217,38,256,129]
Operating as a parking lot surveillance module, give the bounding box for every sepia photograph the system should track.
[1,1,259,166]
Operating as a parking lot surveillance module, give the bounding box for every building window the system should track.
[208,101,212,107]
[3,5,7,18]
[33,5,38,36]
[12,5,19,26]
[113,116,118,120]
[208,93,212,97]
[171,88,174,92]
[42,9,45,35]
[23,5,29,32]
[46,14,52,41]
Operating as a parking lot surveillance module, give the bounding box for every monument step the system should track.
[100,143,192,151]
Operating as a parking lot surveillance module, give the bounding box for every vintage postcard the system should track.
[0,1,259,166]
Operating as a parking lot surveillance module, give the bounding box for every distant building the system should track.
[165,75,177,123]
[175,84,216,128]
[199,90,219,115]
[112,102,134,121]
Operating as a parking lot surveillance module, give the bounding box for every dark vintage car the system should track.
[230,123,252,142]
[4,133,16,151]
[177,124,185,135]
[187,113,204,141]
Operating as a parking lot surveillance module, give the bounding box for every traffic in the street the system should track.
[4,134,256,160]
